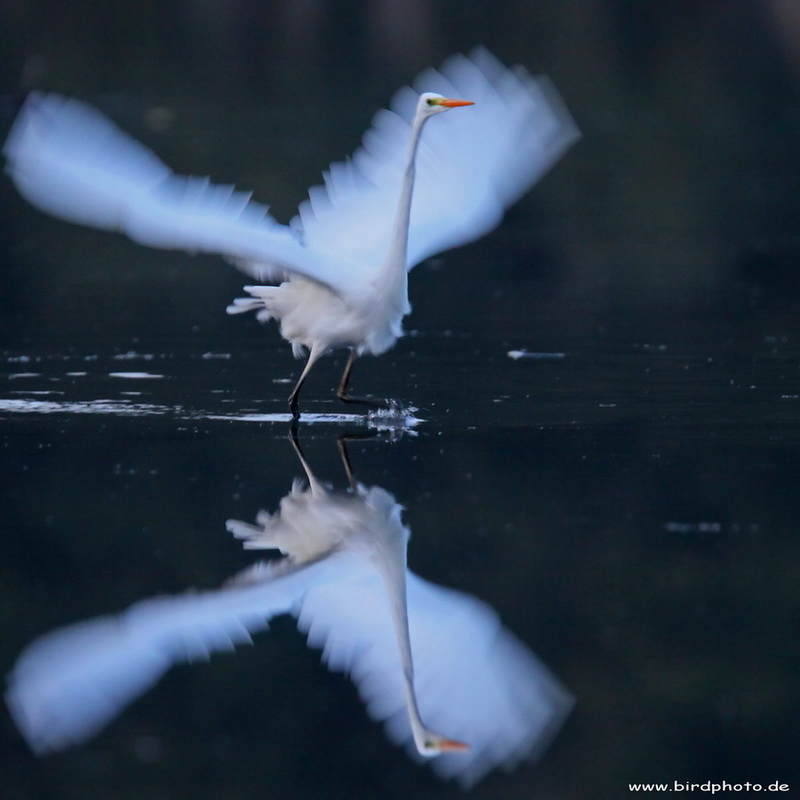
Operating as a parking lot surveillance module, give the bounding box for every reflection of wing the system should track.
[7,469,570,787]
[295,47,580,273]
[5,558,342,755]
[2,93,356,295]
[297,569,573,788]
[7,615,174,755]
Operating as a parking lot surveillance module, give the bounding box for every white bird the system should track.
[3,48,579,415]
[5,438,573,787]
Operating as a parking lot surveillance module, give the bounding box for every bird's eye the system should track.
[426,98,437,107]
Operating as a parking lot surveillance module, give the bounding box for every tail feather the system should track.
[225,296,265,316]
[225,285,281,323]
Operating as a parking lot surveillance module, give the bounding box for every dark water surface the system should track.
[3,3,800,799]
[3,300,799,799]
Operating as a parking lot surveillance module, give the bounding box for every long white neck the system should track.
[392,111,428,267]
[372,109,430,314]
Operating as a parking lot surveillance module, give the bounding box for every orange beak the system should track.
[436,98,475,108]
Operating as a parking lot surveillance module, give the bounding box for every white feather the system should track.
[5,558,340,755]
[294,568,572,788]
[6,476,571,787]
[3,93,354,295]
[3,49,578,407]
[297,47,579,272]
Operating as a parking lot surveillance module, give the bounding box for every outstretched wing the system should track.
[295,569,573,788]
[294,47,579,272]
[5,557,340,755]
[3,93,356,295]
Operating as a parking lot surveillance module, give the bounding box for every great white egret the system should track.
[6,438,572,787]
[3,49,578,415]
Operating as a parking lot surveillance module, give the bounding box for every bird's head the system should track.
[417,92,474,118]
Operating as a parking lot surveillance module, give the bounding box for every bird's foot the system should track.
[336,391,383,408]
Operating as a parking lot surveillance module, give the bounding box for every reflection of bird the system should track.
[228,436,469,759]
[3,49,579,416]
[6,438,572,786]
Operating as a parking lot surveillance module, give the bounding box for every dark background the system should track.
[2,2,800,798]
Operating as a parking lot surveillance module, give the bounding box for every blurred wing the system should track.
[406,48,580,267]
[294,47,579,272]
[3,93,357,296]
[5,558,337,754]
[6,615,174,755]
[401,575,574,788]
[294,569,573,788]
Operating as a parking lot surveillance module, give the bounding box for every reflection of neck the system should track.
[369,512,433,754]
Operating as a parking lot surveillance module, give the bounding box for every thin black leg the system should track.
[336,348,357,400]
[336,431,387,489]
[336,437,357,490]
[288,384,303,418]
[336,348,381,408]
[288,421,304,457]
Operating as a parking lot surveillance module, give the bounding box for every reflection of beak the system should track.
[436,98,475,108]
[439,737,471,752]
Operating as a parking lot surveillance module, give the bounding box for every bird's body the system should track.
[3,48,579,413]
[231,267,406,362]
